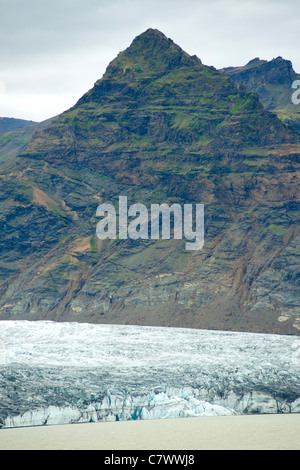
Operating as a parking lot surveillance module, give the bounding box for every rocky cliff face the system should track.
[0,29,300,334]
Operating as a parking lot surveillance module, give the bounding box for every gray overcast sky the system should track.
[0,0,299,121]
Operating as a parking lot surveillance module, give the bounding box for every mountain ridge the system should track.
[0,117,37,134]
[220,56,300,128]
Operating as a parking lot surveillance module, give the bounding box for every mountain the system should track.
[220,57,300,128]
[21,32,298,169]
[0,29,300,335]
[0,117,37,134]
[0,117,55,164]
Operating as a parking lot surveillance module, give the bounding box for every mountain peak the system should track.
[245,57,267,67]
[104,28,202,80]
[135,28,169,41]
[126,28,176,58]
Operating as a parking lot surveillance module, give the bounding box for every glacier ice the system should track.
[0,321,299,428]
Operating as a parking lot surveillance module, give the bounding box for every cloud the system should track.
[1,0,299,121]
[0,80,6,96]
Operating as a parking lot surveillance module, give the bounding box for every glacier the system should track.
[0,320,299,429]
